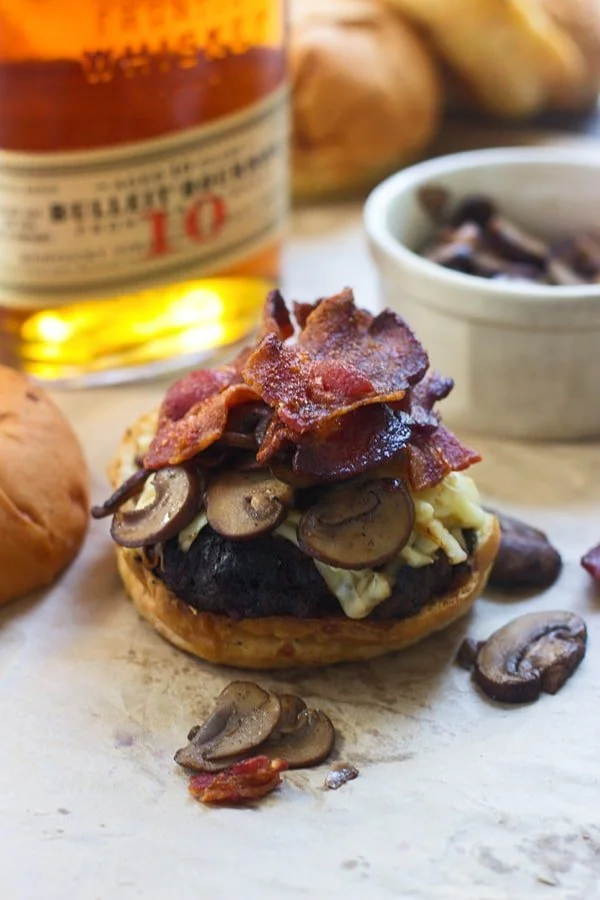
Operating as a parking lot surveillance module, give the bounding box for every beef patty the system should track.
[158,527,476,621]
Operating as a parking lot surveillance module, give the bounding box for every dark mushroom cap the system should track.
[174,681,282,772]
[260,709,335,769]
[205,468,294,539]
[110,466,203,548]
[91,467,150,519]
[298,478,414,570]
[473,610,587,703]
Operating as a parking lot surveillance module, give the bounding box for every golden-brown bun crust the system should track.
[0,366,89,605]
[533,0,600,108]
[111,409,499,669]
[383,0,584,117]
[291,0,441,198]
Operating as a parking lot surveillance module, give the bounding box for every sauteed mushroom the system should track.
[485,215,549,266]
[91,467,151,519]
[298,478,414,569]
[260,709,335,769]
[175,683,335,773]
[488,510,562,589]
[174,682,282,772]
[472,611,587,703]
[110,466,203,548]
[205,468,294,539]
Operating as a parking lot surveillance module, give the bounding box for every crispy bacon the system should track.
[262,289,294,340]
[581,544,600,581]
[143,290,479,488]
[145,382,259,468]
[258,406,411,482]
[159,367,240,424]
[243,297,428,434]
[188,756,288,805]
[406,424,481,491]
[293,299,321,329]
[299,290,428,389]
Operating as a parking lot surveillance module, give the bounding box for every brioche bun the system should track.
[291,0,441,198]
[110,411,499,669]
[383,0,584,117]
[533,0,600,108]
[0,366,89,605]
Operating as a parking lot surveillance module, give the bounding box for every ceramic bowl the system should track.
[364,147,600,440]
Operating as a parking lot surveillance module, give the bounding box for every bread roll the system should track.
[0,366,89,605]
[291,0,441,198]
[533,0,600,108]
[383,0,585,117]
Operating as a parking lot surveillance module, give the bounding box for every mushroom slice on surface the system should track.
[205,468,294,539]
[298,478,415,569]
[174,681,282,772]
[271,694,307,737]
[487,510,562,589]
[473,611,587,703]
[110,466,203,548]
[259,709,335,769]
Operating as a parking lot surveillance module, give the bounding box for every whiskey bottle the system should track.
[0,0,288,384]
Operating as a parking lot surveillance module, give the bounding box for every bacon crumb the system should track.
[188,755,288,805]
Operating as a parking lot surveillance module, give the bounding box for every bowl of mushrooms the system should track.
[364,147,600,440]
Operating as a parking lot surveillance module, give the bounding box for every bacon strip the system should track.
[406,424,481,491]
[262,288,294,340]
[243,291,428,434]
[143,291,479,489]
[265,406,411,482]
[159,366,240,424]
[581,543,600,581]
[188,756,288,805]
[299,291,428,391]
[145,382,259,468]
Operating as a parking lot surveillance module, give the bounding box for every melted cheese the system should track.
[174,471,487,620]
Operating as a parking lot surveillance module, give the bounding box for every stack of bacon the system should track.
[145,289,479,491]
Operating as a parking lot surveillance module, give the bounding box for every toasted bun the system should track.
[110,410,499,669]
[291,0,441,199]
[0,367,89,605]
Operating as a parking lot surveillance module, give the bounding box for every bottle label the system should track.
[0,84,288,308]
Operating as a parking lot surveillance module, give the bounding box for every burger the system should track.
[93,289,499,668]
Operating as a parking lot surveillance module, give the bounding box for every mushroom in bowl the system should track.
[364,147,600,440]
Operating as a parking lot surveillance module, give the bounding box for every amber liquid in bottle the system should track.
[0,1,287,384]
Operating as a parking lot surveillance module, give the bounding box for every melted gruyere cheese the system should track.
[175,471,488,620]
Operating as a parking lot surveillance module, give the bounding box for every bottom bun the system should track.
[116,513,499,669]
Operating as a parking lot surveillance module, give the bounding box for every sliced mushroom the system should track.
[174,682,282,772]
[417,184,451,221]
[91,467,151,519]
[473,611,587,703]
[455,637,484,671]
[271,694,307,737]
[298,478,414,569]
[488,510,562,589]
[259,709,335,769]
[485,215,549,266]
[110,466,203,548]
[547,257,587,286]
[205,468,294,539]
[450,195,497,228]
